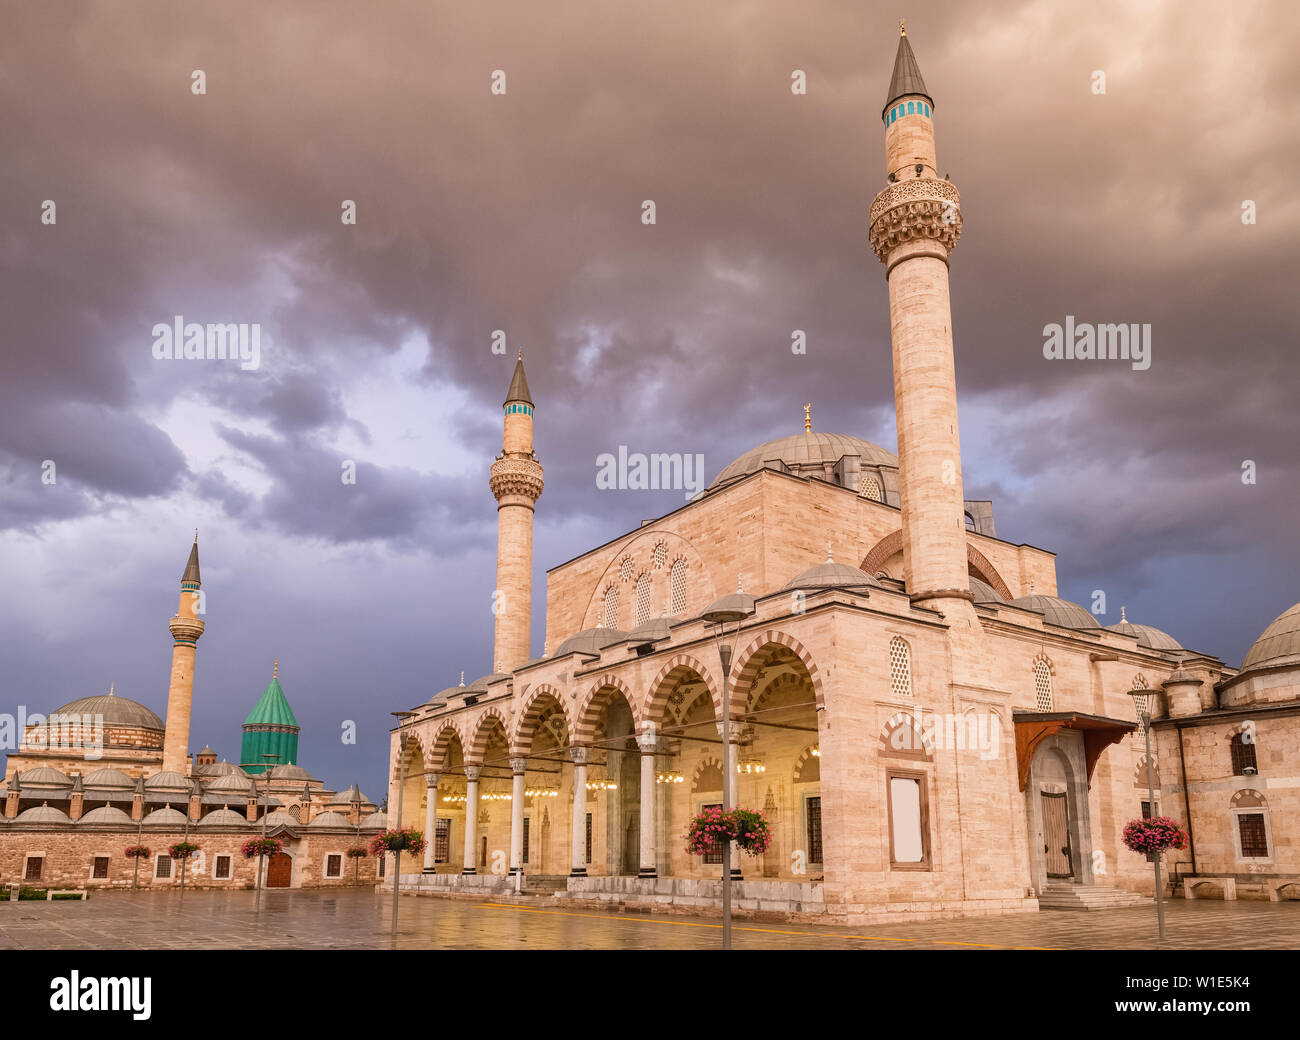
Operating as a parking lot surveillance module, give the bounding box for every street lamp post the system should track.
[1129,689,1166,941]
[701,583,755,952]
[352,786,363,887]
[254,753,279,911]
[391,711,416,936]
[132,805,144,892]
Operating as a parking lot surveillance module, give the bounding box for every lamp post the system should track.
[132,804,144,892]
[179,782,197,901]
[390,711,416,936]
[1129,689,1166,941]
[254,752,279,911]
[352,786,363,887]
[701,582,755,951]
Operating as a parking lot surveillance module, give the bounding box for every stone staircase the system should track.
[1038,884,1150,910]
[520,875,569,896]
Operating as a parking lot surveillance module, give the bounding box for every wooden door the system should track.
[1042,791,1072,878]
[266,852,292,887]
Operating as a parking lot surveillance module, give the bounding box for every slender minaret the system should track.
[869,24,973,618]
[162,534,205,773]
[489,352,544,672]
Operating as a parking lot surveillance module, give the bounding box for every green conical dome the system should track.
[241,663,300,773]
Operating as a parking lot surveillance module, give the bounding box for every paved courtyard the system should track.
[1,889,1298,949]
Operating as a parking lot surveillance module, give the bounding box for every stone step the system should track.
[1038,885,1150,910]
[520,875,568,894]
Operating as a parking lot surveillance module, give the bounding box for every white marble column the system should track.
[718,723,742,880]
[461,765,480,875]
[422,773,439,872]
[638,735,657,878]
[570,747,589,877]
[509,757,526,877]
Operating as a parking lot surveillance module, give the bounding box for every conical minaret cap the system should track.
[882,28,933,118]
[182,535,201,584]
[504,354,533,407]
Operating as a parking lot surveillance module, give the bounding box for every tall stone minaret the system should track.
[489,353,544,672]
[869,24,973,618]
[162,535,205,774]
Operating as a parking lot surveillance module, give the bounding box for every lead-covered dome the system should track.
[1106,618,1182,652]
[553,628,628,657]
[1241,602,1300,672]
[1010,594,1102,630]
[51,693,163,731]
[710,433,897,490]
[781,561,882,592]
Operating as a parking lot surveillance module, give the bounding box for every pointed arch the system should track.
[467,706,510,765]
[427,721,466,771]
[863,529,1013,599]
[731,630,825,715]
[879,711,934,760]
[511,682,571,755]
[573,673,638,745]
[645,654,720,727]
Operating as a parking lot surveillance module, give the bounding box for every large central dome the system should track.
[710,432,898,490]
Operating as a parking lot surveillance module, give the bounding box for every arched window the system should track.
[1231,790,1270,859]
[889,637,912,698]
[603,586,618,629]
[859,473,882,502]
[653,542,667,569]
[1033,661,1053,712]
[669,560,687,616]
[634,574,651,625]
[1230,731,1258,776]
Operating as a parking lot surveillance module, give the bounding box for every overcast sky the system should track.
[2,0,1296,803]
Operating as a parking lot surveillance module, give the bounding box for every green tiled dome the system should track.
[241,668,300,774]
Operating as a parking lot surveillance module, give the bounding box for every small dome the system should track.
[263,810,298,827]
[16,803,71,825]
[627,618,673,644]
[144,770,192,791]
[969,577,1004,603]
[553,628,628,657]
[424,686,461,708]
[465,672,510,691]
[196,745,216,755]
[16,767,71,787]
[1240,602,1300,673]
[781,561,882,593]
[360,811,388,830]
[1163,668,1202,686]
[309,810,352,828]
[206,760,247,776]
[78,805,134,826]
[1010,595,1102,630]
[205,772,255,794]
[50,693,164,731]
[198,808,248,827]
[268,764,313,782]
[82,767,135,789]
[330,784,373,806]
[142,807,188,826]
[1106,618,1182,651]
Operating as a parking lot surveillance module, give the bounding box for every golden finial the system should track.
[900,19,906,37]
[273,658,279,680]
[804,403,812,433]
[194,529,198,543]
[518,349,523,361]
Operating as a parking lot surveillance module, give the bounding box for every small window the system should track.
[889,637,913,698]
[603,586,618,629]
[377,854,385,878]
[805,797,823,865]
[24,856,43,881]
[634,574,652,626]
[1230,732,1258,776]
[888,772,930,869]
[155,856,172,879]
[214,855,232,880]
[92,856,109,879]
[326,854,342,879]
[1238,813,1268,858]
[669,560,687,616]
[585,812,593,864]
[435,818,451,864]
[702,804,723,865]
[522,817,531,865]
[1034,661,1053,712]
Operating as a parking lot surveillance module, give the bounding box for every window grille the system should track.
[604,586,618,628]
[1034,661,1053,712]
[889,637,912,698]
[635,574,651,625]
[669,561,687,616]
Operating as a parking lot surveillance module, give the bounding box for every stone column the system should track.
[461,765,481,875]
[423,773,439,872]
[509,758,526,876]
[638,736,657,878]
[718,723,742,880]
[570,747,589,877]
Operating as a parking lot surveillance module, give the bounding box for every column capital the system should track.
[510,757,527,774]
[425,772,440,788]
[464,765,482,782]
[570,746,590,766]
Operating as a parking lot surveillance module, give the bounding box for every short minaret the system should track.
[162,535,205,773]
[489,353,544,672]
[869,25,972,615]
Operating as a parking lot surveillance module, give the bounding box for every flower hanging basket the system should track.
[169,841,201,860]
[241,836,283,859]
[123,845,151,859]
[1122,816,1189,855]
[685,807,772,858]
[345,846,368,859]
[370,827,427,858]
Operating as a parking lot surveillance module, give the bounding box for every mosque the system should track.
[0,539,386,891]
[383,27,1300,922]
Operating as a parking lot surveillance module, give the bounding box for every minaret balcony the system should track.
[868,178,962,267]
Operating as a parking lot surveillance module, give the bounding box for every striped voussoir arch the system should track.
[572,672,636,745]
[731,630,825,714]
[510,682,570,755]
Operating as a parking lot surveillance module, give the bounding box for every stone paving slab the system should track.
[0,889,1296,950]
